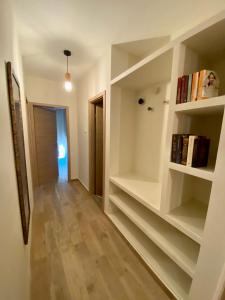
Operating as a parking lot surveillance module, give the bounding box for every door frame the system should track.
[88,91,106,210]
[27,101,71,187]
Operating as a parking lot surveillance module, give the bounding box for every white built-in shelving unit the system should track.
[105,11,225,300]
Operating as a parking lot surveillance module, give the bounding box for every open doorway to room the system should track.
[56,109,68,182]
[27,102,70,187]
[89,92,106,210]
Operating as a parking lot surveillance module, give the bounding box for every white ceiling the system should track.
[12,0,225,81]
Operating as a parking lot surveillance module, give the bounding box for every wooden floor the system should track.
[31,181,172,300]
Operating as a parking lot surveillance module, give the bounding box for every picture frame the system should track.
[6,61,30,245]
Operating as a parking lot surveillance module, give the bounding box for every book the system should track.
[171,134,179,162]
[171,134,185,164]
[191,72,199,101]
[181,135,189,165]
[187,74,193,102]
[181,75,189,103]
[176,77,182,104]
[186,135,198,166]
[197,70,219,100]
[192,137,210,168]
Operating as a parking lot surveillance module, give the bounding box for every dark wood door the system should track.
[95,102,103,196]
[33,106,58,185]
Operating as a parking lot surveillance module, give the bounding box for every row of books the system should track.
[176,70,219,104]
[171,134,210,167]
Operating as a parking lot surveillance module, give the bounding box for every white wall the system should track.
[25,75,78,179]
[0,1,33,299]
[76,51,110,189]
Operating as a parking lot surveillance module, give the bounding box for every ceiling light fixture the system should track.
[63,49,72,92]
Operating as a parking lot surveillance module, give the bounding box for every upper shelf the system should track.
[111,43,174,91]
[110,173,161,214]
[182,17,225,63]
[174,95,225,115]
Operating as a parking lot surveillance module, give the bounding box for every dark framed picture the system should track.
[6,62,30,245]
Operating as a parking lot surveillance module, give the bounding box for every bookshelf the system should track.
[109,191,200,277]
[110,174,161,214]
[105,11,225,300]
[108,210,192,300]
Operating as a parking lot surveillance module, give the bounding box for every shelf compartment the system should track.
[174,95,225,115]
[180,18,225,98]
[107,210,192,300]
[172,110,224,171]
[166,201,208,245]
[109,192,200,277]
[110,174,161,214]
[111,45,173,91]
[168,162,214,181]
[111,36,170,80]
[166,171,212,244]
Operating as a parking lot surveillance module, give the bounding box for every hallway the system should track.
[31,181,172,300]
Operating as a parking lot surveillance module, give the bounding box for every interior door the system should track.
[95,102,103,196]
[33,106,58,185]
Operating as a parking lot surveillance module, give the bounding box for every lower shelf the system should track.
[109,192,199,277]
[107,210,192,300]
[110,173,161,214]
[166,201,208,244]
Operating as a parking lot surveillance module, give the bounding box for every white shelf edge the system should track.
[174,95,225,114]
[109,194,197,278]
[110,176,161,215]
[164,214,202,245]
[168,162,214,181]
[107,212,190,300]
[110,41,174,87]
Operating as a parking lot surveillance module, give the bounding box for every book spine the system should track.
[176,135,183,164]
[186,135,198,167]
[192,138,210,167]
[180,76,186,103]
[197,70,206,100]
[176,77,182,104]
[181,136,189,165]
[183,75,189,103]
[187,74,193,102]
[171,134,178,162]
[191,72,199,101]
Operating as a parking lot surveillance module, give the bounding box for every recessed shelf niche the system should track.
[110,49,173,211]
[166,171,212,244]
[173,109,224,171]
[182,18,225,96]
[111,36,170,80]
[109,184,200,278]
[107,206,192,300]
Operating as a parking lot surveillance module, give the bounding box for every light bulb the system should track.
[64,72,72,92]
[64,80,72,92]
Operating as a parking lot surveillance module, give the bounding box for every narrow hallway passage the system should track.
[30,181,172,300]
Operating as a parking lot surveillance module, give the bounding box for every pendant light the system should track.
[63,49,72,92]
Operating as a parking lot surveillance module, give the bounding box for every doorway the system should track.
[89,92,106,210]
[27,102,70,187]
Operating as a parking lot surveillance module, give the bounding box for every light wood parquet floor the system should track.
[31,181,172,300]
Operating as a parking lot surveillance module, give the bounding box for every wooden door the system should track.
[33,106,58,185]
[95,102,103,196]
